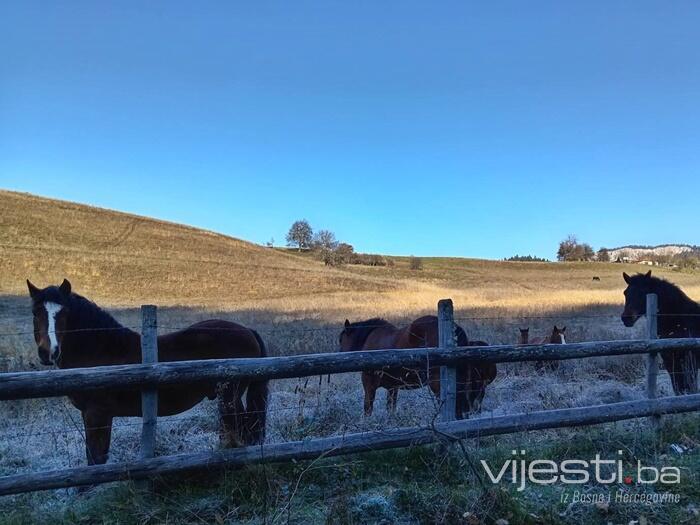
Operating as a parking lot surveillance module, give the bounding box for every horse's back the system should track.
[362,324,402,350]
[158,319,263,361]
[401,315,438,348]
[403,315,470,348]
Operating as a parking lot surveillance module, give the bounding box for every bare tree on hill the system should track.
[286,220,313,251]
[312,229,339,251]
[557,235,595,262]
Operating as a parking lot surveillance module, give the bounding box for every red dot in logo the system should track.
[624,476,634,485]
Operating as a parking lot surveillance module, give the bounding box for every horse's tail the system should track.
[245,330,269,444]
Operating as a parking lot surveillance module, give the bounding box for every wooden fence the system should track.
[0,296,699,496]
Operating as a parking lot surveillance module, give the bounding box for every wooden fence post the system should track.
[438,299,457,421]
[140,305,158,459]
[646,294,660,428]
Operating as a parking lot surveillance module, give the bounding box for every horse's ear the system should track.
[59,279,72,296]
[623,272,631,284]
[26,279,39,298]
[644,270,652,279]
[561,326,566,332]
[344,319,350,328]
[553,325,559,331]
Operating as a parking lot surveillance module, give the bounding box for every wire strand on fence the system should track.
[0,311,661,338]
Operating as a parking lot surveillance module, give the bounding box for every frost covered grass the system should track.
[0,263,697,524]
[1,296,696,523]
[0,413,697,524]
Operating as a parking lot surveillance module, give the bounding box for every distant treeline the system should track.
[557,235,700,269]
[504,255,549,262]
[609,243,699,251]
[626,249,700,269]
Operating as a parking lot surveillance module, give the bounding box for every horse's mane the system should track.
[67,292,126,331]
[345,318,395,349]
[635,274,700,312]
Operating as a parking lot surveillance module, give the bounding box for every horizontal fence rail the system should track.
[0,338,698,401]
[1,294,698,497]
[0,394,698,496]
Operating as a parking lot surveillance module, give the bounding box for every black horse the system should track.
[622,271,699,395]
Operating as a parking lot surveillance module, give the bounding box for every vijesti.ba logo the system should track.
[480,450,680,492]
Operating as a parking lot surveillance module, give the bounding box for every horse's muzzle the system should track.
[38,346,59,366]
[621,314,640,327]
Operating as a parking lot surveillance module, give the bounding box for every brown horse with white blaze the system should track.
[339,315,497,418]
[27,279,269,466]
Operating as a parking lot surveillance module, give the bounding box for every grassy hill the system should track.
[2,189,700,320]
[0,190,396,307]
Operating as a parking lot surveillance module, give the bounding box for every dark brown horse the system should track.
[339,315,497,418]
[27,279,268,465]
[528,326,566,371]
[622,271,699,395]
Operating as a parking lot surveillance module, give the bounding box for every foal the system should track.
[528,326,566,371]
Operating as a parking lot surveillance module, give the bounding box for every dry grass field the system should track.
[0,189,698,524]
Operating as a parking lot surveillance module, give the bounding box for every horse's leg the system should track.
[386,387,398,413]
[243,378,269,445]
[427,367,439,398]
[455,367,468,420]
[427,366,453,418]
[218,380,247,448]
[664,351,684,395]
[81,408,113,466]
[469,379,486,416]
[682,350,698,394]
[362,372,378,416]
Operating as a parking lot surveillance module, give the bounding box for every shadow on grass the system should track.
[0,293,636,367]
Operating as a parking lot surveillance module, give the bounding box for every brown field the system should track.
[1,189,699,524]
[4,188,700,318]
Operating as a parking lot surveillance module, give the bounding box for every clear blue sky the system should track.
[2,2,699,259]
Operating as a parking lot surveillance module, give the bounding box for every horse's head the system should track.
[551,325,566,344]
[27,279,72,366]
[339,319,357,352]
[518,328,529,344]
[621,270,653,327]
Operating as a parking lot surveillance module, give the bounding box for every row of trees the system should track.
[557,235,611,262]
[285,220,351,265]
[284,225,694,268]
[505,255,549,262]
[623,249,700,269]
[284,220,422,269]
